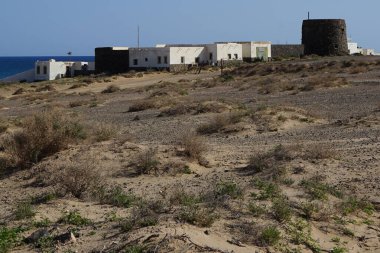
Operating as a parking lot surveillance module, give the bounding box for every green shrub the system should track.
[248,203,266,217]
[178,206,216,227]
[272,197,292,222]
[340,197,375,216]
[59,210,91,226]
[0,227,23,253]
[215,181,243,199]
[14,201,35,220]
[97,186,137,208]
[258,226,281,246]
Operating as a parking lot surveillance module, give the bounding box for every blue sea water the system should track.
[0,56,95,79]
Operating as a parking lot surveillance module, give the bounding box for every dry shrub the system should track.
[45,157,102,199]
[13,88,27,95]
[134,148,159,175]
[92,122,118,142]
[349,66,367,74]
[197,112,245,134]
[102,84,120,93]
[160,100,229,117]
[69,100,89,108]
[128,99,157,112]
[302,144,336,160]
[35,84,56,92]
[179,131,206,161]
[1,109,86,168]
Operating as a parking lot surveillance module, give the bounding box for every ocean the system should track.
[0,56,95,79]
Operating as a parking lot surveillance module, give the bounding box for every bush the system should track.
[135,149,159,175]
[59,210,91,226]
[96,185,137,208]
[92,123,118,142]
[258,226,281,246]
[128,100,156,112]
[101,84,120,93]
[178,206,216,227]
[0,227,23,253]
[48,158,102,199]
[215,181,243,199]
[13,201,35,220]
[120,201,160,232]
[197,112,244,135]
[272,197,292,222]
[1,109,86,168]
[179,131,206,161]
[248,203,266,217]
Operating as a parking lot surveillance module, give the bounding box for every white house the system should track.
[35,59,95,81]
[348,41,362,55]
[128,42,242,71]
[238,41,272,61]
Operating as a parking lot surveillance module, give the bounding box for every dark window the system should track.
[228,54,232,60]
[145,58,148,62]
[181,56,185,64]
[158,56,162,64]
[195,57,200,63]
[133,59,138,65]
[209,53,213,60]
[234,54,238,59]
[43,66,47,74]
[36,66,40,74]
[164,56,168,64]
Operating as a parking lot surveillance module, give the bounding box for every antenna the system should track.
[138,25,140,49]
[308,12,310,20]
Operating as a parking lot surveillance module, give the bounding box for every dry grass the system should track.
[178,131,207,161]
[91,122,118,142]
[197,112,245,134]
[102,84,121,93]
[0,109,86,168]
[43,157,103,199]
[134,148,159,175]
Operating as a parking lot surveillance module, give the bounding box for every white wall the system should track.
[240,42,271,60]
[169,47,206,65]
[216,43,243,61]
[348,42,361,55]
[129,48,170,69]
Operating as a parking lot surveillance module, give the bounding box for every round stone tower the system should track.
[302,19,349,56]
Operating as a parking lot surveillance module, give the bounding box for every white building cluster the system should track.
[127,41,271,71]
[35,59,95,81]
[348,40,378,56]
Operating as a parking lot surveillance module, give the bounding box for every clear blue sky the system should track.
[1,0,379,56]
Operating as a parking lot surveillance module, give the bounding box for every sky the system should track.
[0,0,379,56]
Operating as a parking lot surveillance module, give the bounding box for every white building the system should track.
[35,59,95,81]
[128,42,242,71]
[239,41,272,61]
[348,41,362,55]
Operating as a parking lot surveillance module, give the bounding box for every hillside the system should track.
[0,56,379,253]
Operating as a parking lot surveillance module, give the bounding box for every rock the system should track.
[25,229,50,244]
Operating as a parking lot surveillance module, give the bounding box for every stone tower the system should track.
[302,19,349,56]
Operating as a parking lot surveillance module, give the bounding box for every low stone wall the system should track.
[272,45,305,59]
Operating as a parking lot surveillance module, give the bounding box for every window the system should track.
[36,66,40,75]
[145,58,148,62]
[209,53,213,60]
[133,59,138,65]
[164,56,168,64]
[181,56,185,64]
[43,66,47,75]
[228,54,232,60]
[234,54,238,59]
[195,57,200,64]
[158,56,162,64]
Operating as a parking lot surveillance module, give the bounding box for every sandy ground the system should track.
[0,56,379,253]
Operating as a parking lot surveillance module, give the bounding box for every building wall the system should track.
[169,47,207,65]
[95,47,129,74]
[348,42,362,55]
[129,47,170,69]
[206,43,242,63]
[35,60,68,81]
[272,45,305,58]
[241,42,271,61]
